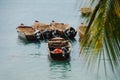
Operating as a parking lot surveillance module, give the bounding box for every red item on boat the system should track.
[53,48,63,54]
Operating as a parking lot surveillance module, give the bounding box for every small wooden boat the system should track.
[17,21,55,41]
[32,21,50,30]
[16,25,39,41]
[47,37,71,60]
[80,7,92,16]
[17,21,77,41]
[32,21,55,39]
[50,21,77,39]
[78,23,87,39]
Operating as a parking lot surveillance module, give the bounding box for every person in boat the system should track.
[61,47,67,57]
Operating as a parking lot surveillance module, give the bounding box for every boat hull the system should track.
[17,31,38,41]
[78,25,87,39]
[49,52,70,60]
[16,26,39,41]
[50,21,77,39]
[47,37,71,60]
[80,8,92,16]
[55,29,77,39]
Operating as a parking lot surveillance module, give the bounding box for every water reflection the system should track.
[48,60,71,80]
[17,37,41,45]
[69,38,76,42]
[16,37,42,56]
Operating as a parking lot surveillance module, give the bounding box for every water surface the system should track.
[0,0,119,80]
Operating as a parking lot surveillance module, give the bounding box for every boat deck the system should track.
[17,27,35,35]
[51,23,70,31]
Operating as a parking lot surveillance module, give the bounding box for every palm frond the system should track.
[80,0,120,77]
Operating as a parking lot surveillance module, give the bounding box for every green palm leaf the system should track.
[80,0,120,78]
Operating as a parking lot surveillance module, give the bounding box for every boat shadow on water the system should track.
[48,54,71,61]
[17,37,41,45]
[17,37,46,56]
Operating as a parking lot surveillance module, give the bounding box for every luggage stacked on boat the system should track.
[16,20,77,41]
[47,37,71,60]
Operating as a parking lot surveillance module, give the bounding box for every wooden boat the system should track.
[16,21,77,41]
[80,7,92,16]
[32,21,50,31]
[32,21,55,39]
[50,21,77,39]
[16,25,39,41]
[17,21,55,41]
[47,37,71,60]
[78,23,87,39]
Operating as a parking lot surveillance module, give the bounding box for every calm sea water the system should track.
[0,0,119,80]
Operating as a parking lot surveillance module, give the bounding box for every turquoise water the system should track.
[0,0,119,80]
